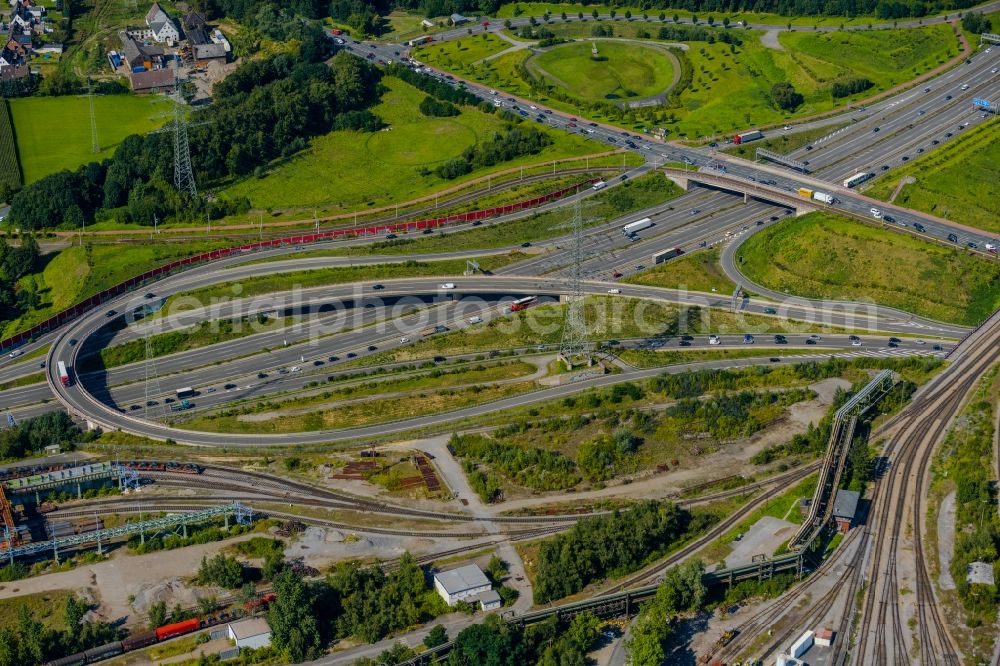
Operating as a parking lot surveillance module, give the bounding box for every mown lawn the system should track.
[737,212,1000,325]
[624,247,736,294]
[864,121,1000,234]
[9,95,172,184]
[415,32,510,68]
[531,41,675,101]
[218,76,601,212]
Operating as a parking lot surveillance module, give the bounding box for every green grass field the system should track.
[530,41,675,101]
[737,212,1000,325]
[864,121,1000,233]
[218,76,601,213]
[624,247,736,294]
[2,240,231,338]
[415,33,510,68]
[9,95,173,184]
[425,23,956,138]
[778,25,958,90]
[0,100,21,193]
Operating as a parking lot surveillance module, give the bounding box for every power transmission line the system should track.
[171,66,197,197]
[88,78,100,154]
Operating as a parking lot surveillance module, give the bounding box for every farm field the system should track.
[218,76,601,214]
[864,121,1000,234]
[0,100,20,193]
[8,95,173,184]
[530,41,675,102]
[736,212,1000,325]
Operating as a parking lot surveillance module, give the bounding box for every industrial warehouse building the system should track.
[227,617,272,650]
[433,563,500,609]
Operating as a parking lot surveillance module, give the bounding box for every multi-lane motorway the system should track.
[0,12,992,444]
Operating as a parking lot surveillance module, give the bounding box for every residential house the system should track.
[192,41,225,65]
[186,26,209,46]
[3,37,26,59]
[145,2,179,42]
[0,62,27,80]
[182,10,206,33]
[119,31,167,71]
[129,66,174,93]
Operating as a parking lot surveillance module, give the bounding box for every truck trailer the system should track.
[622,218,653,236]
[653,247,684,263]
[812,191,835,204]
[57,361,70,387]
[732,130,763,145]
[797,187,813,199]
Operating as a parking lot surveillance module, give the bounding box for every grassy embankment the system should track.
[864,120,999,234]
[737,212,1000,325]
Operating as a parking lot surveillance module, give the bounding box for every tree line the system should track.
[0,236,40,326]
[533,501,709,603]
[435,124,552,179]
[7,49,381,231]
[0,596,121,666]
[665,388,813,441]
[260,552,448,662]
[0,411,88,462]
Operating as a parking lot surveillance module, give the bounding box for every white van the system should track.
[8,349,22,358]
[468,316,483,324]
[440,282,455,289]
[708,335,721,345]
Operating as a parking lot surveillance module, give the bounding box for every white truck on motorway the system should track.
[812,191,835,204]
[622,218,653,236]
[592,180,606,191]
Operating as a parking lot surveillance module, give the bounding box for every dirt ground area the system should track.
[492,377,851,514]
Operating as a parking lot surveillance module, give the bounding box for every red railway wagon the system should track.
[155,618,200,641]
[0,178,594,355]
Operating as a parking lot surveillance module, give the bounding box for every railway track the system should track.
[609,464,821,590]
[46,499,569,539]
[709,527,865,664]
[702,318,1000,665]
[850,312,1000,665]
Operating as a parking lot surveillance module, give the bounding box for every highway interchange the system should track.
[0,10,998,666]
